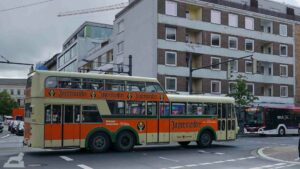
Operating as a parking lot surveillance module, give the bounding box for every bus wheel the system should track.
[115,131,135,152]
[178,141,190,147]
[88,132,111,153]
[278,127,286,137]
[197,131,213,148]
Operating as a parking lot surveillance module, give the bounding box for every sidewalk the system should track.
[258,146,300,164]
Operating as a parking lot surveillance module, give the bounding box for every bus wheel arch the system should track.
[114,129,137,152]
[278,126,286,136]
[85,128,113,152]
[197,127,216,148]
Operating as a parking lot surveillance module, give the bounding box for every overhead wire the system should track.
[0,0,54,13]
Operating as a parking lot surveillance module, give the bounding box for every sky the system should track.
[0,0,299,79]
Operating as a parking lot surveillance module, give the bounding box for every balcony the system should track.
[259,84,273,97]
[185,29,202,44]
[260,42,273,55]
[260,19,273,34]
[185,5,202,21]
[191,78,203,94]
[256,61,273,76]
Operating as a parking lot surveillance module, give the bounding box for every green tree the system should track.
[227,75,258,106]
[0,91,18,118]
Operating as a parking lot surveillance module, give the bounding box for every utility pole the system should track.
[188,54,255,95]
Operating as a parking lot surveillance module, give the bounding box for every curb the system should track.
[257,147,300,165]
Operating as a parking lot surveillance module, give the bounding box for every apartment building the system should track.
[0,79,26,107]
[83,0,300,105]
[57,21,113,72]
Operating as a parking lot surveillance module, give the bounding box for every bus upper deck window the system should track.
[126,81,145,92]
[146,83,164,93]
[83,79,104,90]
[105,80,125,91]
[45,77,57,88]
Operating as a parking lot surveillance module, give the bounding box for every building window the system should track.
[279,24,287,36]
[280,86,288,97]
[165,51,177,66]
[211,34,221,47]
[280,44,288,56]
[228,36,238,50]
[228,82,237,94]
[228,13,238,27]
[165,0,177,16]
[246,83,254,95]
[211,81,221,94]
[211,57,221,70]
[17,89,21,95]
[165,77,177,91]
[118,20,124,33]
[280,65,288,77]
[211,10,221,24]
[245,17,254,30]
[166,27,176,41]
[229,60,238,72]
[245,39,254,52]
[245,61,253,73]
[10,89,14,95]
[117,41,124,54]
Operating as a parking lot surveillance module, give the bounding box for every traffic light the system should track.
[227,61,234,80]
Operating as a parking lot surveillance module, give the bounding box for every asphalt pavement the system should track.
[0,127,299,169]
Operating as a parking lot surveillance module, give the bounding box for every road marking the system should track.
[215,152,224,155]
[60,156,73,161]
[77,164,93,169]
[159,157,179,163]
[164,156,256,169]
[249,163,286,169]
[3,153,25,168]
[1,134,10,139]
[257,147,300,165]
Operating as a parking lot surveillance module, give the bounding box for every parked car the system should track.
[10,120,21,134]
[16,121,24,136]
[4,116,13,125]
[0,120,3,133]
[8,120,14,132]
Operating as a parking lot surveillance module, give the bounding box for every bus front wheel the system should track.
[178,141,190,147]
[278,127,286,137]
[197,131,213,148]
[88,132,111,153]
[114,131,135,152]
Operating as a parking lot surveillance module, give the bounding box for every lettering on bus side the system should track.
[171,121,200,130]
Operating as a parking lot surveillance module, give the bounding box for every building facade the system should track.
[0,79,26,107]
[83,0,300,105]
[57,21,113,72]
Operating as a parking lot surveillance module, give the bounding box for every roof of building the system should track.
[115,0,141,19]
[0,79,27,86]
[44,53,60,69]
[63,21,113,47]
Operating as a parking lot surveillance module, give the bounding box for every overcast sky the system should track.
[0,0,299,79]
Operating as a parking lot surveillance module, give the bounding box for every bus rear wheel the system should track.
[197,131,213,148]
[178,141,190,147]
[88,132,111,153]
[278,127,286,137]
[114,131,135,152]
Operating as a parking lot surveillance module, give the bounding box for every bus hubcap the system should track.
[95,137,105,148]
[201,134,210,145]
[121,136,130,146]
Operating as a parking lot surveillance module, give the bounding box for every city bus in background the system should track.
[24,71,238,153]
[12,108,25,121]
[243,105,300,136]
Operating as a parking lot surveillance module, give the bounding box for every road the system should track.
[0,126,299,169]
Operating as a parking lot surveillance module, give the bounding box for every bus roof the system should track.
[31,71,160,83]
[167,94,235,103]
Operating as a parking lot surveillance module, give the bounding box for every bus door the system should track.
[62,105,81,147]
[146,102,159,143]
[217,103,226,140]
[158,102,170,143]
[226,104,236,140]
[44,105,62,148]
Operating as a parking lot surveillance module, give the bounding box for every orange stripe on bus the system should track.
[44,88,169,102]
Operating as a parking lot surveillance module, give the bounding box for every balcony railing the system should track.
[200,0,300,22]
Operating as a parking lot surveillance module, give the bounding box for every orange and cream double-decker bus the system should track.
[24,71,238,152]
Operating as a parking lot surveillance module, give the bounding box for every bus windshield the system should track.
[244,107,264,125]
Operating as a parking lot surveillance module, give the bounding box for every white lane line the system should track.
[60,156,73,161]
[169,166,184,169]
[249,163,286,169]
[211,161,225,164]
[257,147,300,165]
[215,152,225,155]
[1,134,10,139]
[77,164,93,169]
[159,157,179,163]
[185,164,197,167]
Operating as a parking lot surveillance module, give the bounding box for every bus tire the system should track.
[178,141,190,147]
[88,132,111,153]
[278,127,285,137]
[197,130,213,148]
[114,131,135,152]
